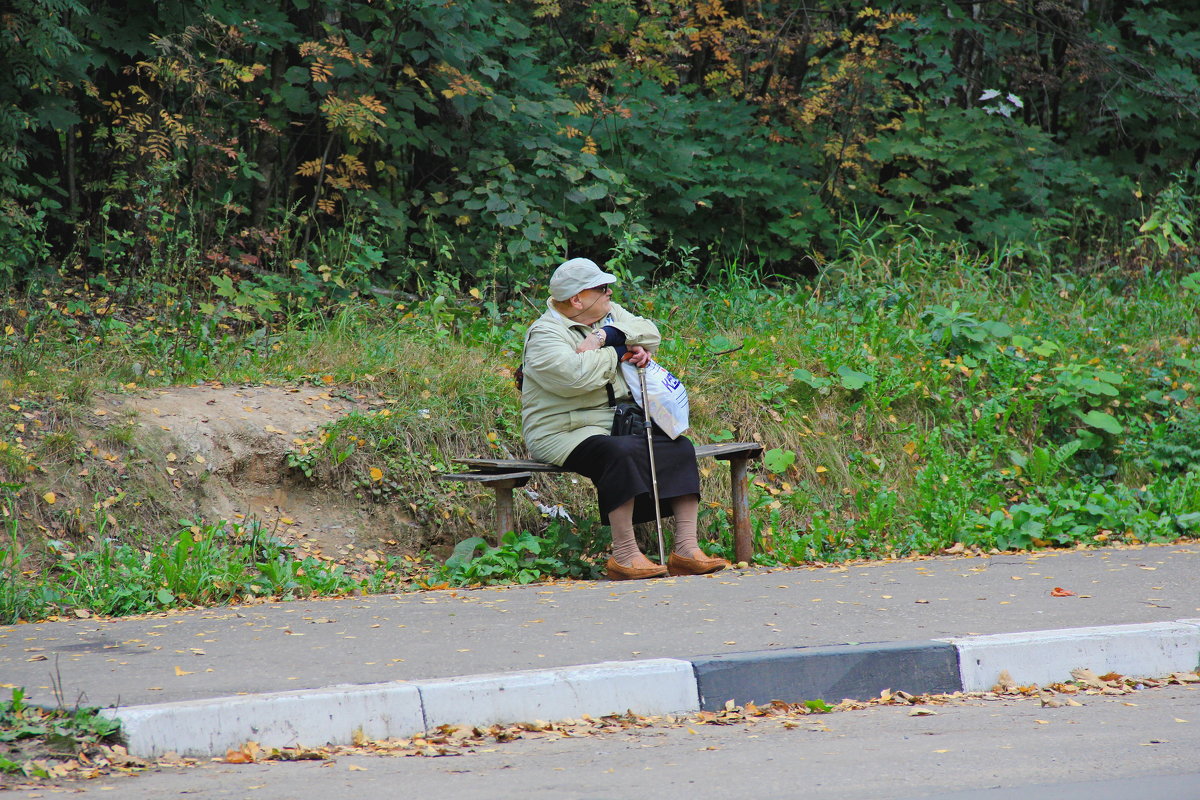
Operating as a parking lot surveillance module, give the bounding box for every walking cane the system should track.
[637,366,668,566]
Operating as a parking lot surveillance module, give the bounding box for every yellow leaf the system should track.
[815,466,828,473]
[3,325,14,336]
[43,492,57,504]
[369,467,383,483]
[469,287,482,299]
[175,666,194,676]
[6,404,18,411]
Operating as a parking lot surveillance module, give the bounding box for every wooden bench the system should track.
[438,441,764,564]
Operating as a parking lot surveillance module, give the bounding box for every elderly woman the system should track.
[521,257,729,580]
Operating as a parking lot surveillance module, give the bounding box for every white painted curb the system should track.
[939,621,1200,692]
[102,659,699,758]
[416,658,699,729]
[102,682,425,759]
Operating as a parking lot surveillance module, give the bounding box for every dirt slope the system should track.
[103,382,418,566]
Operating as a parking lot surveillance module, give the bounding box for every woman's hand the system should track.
[621,345,652,368]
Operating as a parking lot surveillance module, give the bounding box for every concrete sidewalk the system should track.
[2,544,1198,756]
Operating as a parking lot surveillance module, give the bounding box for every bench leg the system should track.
[494,484,515,541]
[729,457,753,564]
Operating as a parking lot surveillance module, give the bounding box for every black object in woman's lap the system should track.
[563,433,701,525]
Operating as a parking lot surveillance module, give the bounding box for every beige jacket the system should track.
[521,300,661,465]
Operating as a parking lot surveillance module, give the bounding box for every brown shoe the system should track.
[667,551,730,576]
[605,556,668,581]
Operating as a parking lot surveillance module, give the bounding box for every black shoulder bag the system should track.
[608,383,649,436]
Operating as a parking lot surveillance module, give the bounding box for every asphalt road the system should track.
[11,682,1199,799]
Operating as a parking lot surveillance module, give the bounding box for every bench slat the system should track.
[696,442,764,460]
[453,458,561,472]
[454,441,762,473]
[437,471,533,484]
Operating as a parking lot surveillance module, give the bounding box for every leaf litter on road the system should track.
[214,670,1200,766]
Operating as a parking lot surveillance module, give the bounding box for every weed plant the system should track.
[1,235,1198,608]
[0,687,121,778]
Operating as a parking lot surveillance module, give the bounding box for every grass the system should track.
[1,232,1198,618]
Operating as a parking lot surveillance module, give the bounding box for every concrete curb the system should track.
[691,640,961,711]
[102,620,1200,758]
[939,620,1200,692]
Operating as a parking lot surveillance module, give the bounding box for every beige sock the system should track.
[670,494,700,556]
[609,499,641,566]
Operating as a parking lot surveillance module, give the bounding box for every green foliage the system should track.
[965,473,1200,552]
[917,304,1013,358]
[440,525,603,587]
[2,1,1200,289]
[0,687,121,776]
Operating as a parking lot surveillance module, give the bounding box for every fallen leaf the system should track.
[42,491,57,504]
[993,670,1018,692]
[1050,586,1076,597]
[1070,668,1106,689]
[174,666,194,676]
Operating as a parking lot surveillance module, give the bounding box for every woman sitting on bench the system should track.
[520,257,729,581]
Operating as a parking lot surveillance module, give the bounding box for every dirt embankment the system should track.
[101,383,420,565]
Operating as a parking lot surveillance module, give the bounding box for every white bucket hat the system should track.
[549,258,617,301]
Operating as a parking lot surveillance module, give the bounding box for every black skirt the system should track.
[563,433,701,525]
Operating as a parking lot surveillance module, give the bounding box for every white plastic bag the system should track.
[621,359,690,439]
